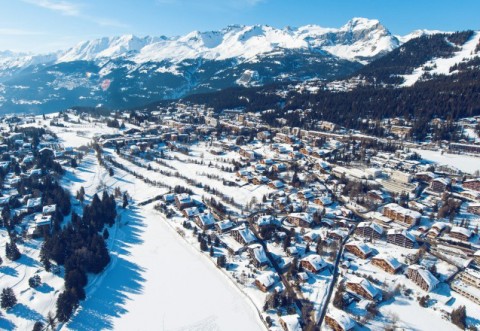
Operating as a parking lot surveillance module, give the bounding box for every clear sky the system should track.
[1,0,479,53]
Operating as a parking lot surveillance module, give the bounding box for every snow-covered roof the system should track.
[408,265,439,291]
[301,254,326,271]
[35,214,51,226]
[197,212,215,227]
[235,225,256,244]
[42,204,56,214]
[346,241,372,256]
[357,221,384,234]
[347,276,380,299]
[450,226,473,238]
[256,271,277,289]
[327,308,355,330]
[26,197,42,208]
[288,212,313,224]
[387,228,416,242]
[383,203,421,219]
[372,254,401,270]
[250,244,268,264]
[183,207,199,217]
[216,219,234,231]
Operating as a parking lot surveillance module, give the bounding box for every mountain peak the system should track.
[342,17,381,31]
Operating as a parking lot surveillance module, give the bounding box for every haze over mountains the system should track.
[0,17,478,114]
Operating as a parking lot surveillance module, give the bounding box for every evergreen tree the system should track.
[56,290,78,322]
[122,192,129,208]
[5,240,21,261]
[1,287,17,309]
[451,305,466,329]
[32,321,44,331]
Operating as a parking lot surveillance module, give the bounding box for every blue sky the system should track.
[1,0,479,53]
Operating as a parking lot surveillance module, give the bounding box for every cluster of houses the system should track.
[50,106,480,330]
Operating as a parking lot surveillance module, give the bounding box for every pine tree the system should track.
[56,290,78,322]
[1,287,17,309]
[5,240,21,261]
[122,192,129,208]
[32,321,44,331]
[451,305,466,329]
[209,245,214,257]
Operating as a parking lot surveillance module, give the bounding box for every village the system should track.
[0,104,479,331]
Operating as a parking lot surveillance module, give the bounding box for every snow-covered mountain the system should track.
[1,18,476,115]
[52,17,398,64]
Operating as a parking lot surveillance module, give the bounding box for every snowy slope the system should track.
[401,31,480,86]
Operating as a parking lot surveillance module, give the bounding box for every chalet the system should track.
[430,178,451,193]
[253,215,279,232]
[287,212,314,228]
[467,203,480,216]
[297,189,314,201]
[182,207,199,218]
[387,229,416,248]
[346,277,381,301]
[194,212,215,230]
[328,229,348,242]
[383,203,421,227]
[249,244,269,268]
[345,241,372,259]
[427,222,450,239]
[366,190,388,205]
[463,178,480,192]
[231,225,256,245]
[26,197,42,213]
[272,163,288,172]
[239,148,256,160]
[275,133,295,144]
[449,227,473,242]
[407,265,439,292]
[163,193,175,203]
[355,221,384,240]
[175,193,195,210]
[325,309,355,331]
[42,204,56,216]
[289,151,303,159]
[408,201,427,212]
[279,314,301,331]
[314,196,333,207]
[269,180,285,190]
[33,214,52,237]
[215,219,234,233]
[415,171,437,183]
[252,176,269,185]
[371,255,402,274]
[257,131,271,140]
[254,271,278,292]
[300,254,327,273]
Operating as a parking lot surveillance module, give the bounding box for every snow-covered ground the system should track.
[62,154,264,331]
[413,148,480,174]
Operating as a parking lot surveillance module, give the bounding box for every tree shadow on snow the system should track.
[36,283,54,294]
[65,206,147,330]
[18,254,40,268]
[0,266,18,277]
[10,303,44,321]
[0,316,15,330]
